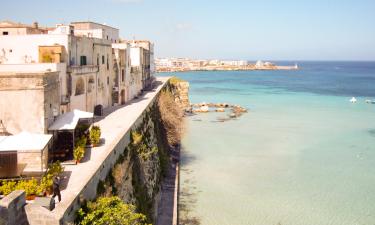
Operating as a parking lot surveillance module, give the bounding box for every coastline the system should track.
[167,64,375,225]
[157,65,298,73]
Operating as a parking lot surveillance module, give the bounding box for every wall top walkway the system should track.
[52,77,170,220]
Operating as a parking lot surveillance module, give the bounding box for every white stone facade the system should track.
[0,21,154,135]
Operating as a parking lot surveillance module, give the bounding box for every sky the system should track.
[1,0,375,61]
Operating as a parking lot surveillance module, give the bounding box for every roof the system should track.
[0,132,52,152]
[0,20,31,28]
[70,21,119,30]
[48,109,93,131]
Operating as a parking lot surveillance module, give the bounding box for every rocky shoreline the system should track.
[187,102,248,120]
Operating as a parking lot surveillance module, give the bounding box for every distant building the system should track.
[255,60,264,68]
[221,60,248,66]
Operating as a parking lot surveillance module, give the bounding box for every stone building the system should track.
[0,71,60,134]
[112,42,131,104]
[0,20,155,135]
[0,21,117,131]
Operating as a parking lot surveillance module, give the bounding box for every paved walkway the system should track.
[156,146,180,225]
[52,77,170,219]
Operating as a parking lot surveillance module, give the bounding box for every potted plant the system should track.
[39,161,65,195]
[74,145,85,164]
[90,126,101,147]
[39,173,54,195]
[76,136,87,148]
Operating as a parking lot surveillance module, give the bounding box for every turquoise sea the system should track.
[159,62,375,225]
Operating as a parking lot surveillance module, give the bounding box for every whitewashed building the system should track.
[0,21,116,134]
[0,20,155,135]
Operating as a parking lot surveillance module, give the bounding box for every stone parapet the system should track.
[0,190,28,225]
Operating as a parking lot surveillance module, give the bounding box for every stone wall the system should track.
[17,146,48,173]
[169,81,190,111]
[0,71,59,134]
[0,77,188,225]
[70,102,170,224]
[0,190,28,225]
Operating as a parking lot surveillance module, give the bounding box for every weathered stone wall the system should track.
[170,81,190,111]
[0,72,59,134]
[105,104,170,223]
[0,190,28,225]
[0,78,187,225]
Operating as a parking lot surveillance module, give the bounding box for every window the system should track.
[2,31,8,35]
[106,35,109,40]
[107,55,109,70]
[80,56,87,66]
[107,76,109,85]
[97,55,99,65]
[102,55,105,64]
[121,69,125,82]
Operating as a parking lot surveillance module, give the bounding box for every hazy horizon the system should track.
[1,0,374,61]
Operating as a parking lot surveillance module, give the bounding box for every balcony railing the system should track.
[67,65,99,75]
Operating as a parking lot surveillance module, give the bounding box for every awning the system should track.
[0,132,52,152]
[48,109,94,131]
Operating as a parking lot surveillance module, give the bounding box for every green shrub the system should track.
[131,131,143,146]
[40,173,54,193]
[90,126,101,146]
[0,162,65,196]
[47,161,64,176]
[15,178,38,196]
[77,196,150,225]
[76,136,87,148]
[0,180,17,196]
[74,146,85,163]
[76,124,90,136]
[40,161,65,193]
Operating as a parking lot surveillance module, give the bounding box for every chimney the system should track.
[33,22,38,29]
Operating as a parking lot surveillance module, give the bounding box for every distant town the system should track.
[155,58,298,72]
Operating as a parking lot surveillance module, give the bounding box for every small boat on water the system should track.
[365,99,375,104]
[350,97,357,103]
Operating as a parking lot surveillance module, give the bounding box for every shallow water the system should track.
[159,62,375,225]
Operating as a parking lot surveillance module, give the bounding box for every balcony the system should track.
[67,65,99,75]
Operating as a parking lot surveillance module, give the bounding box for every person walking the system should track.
[52,176,61,202]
